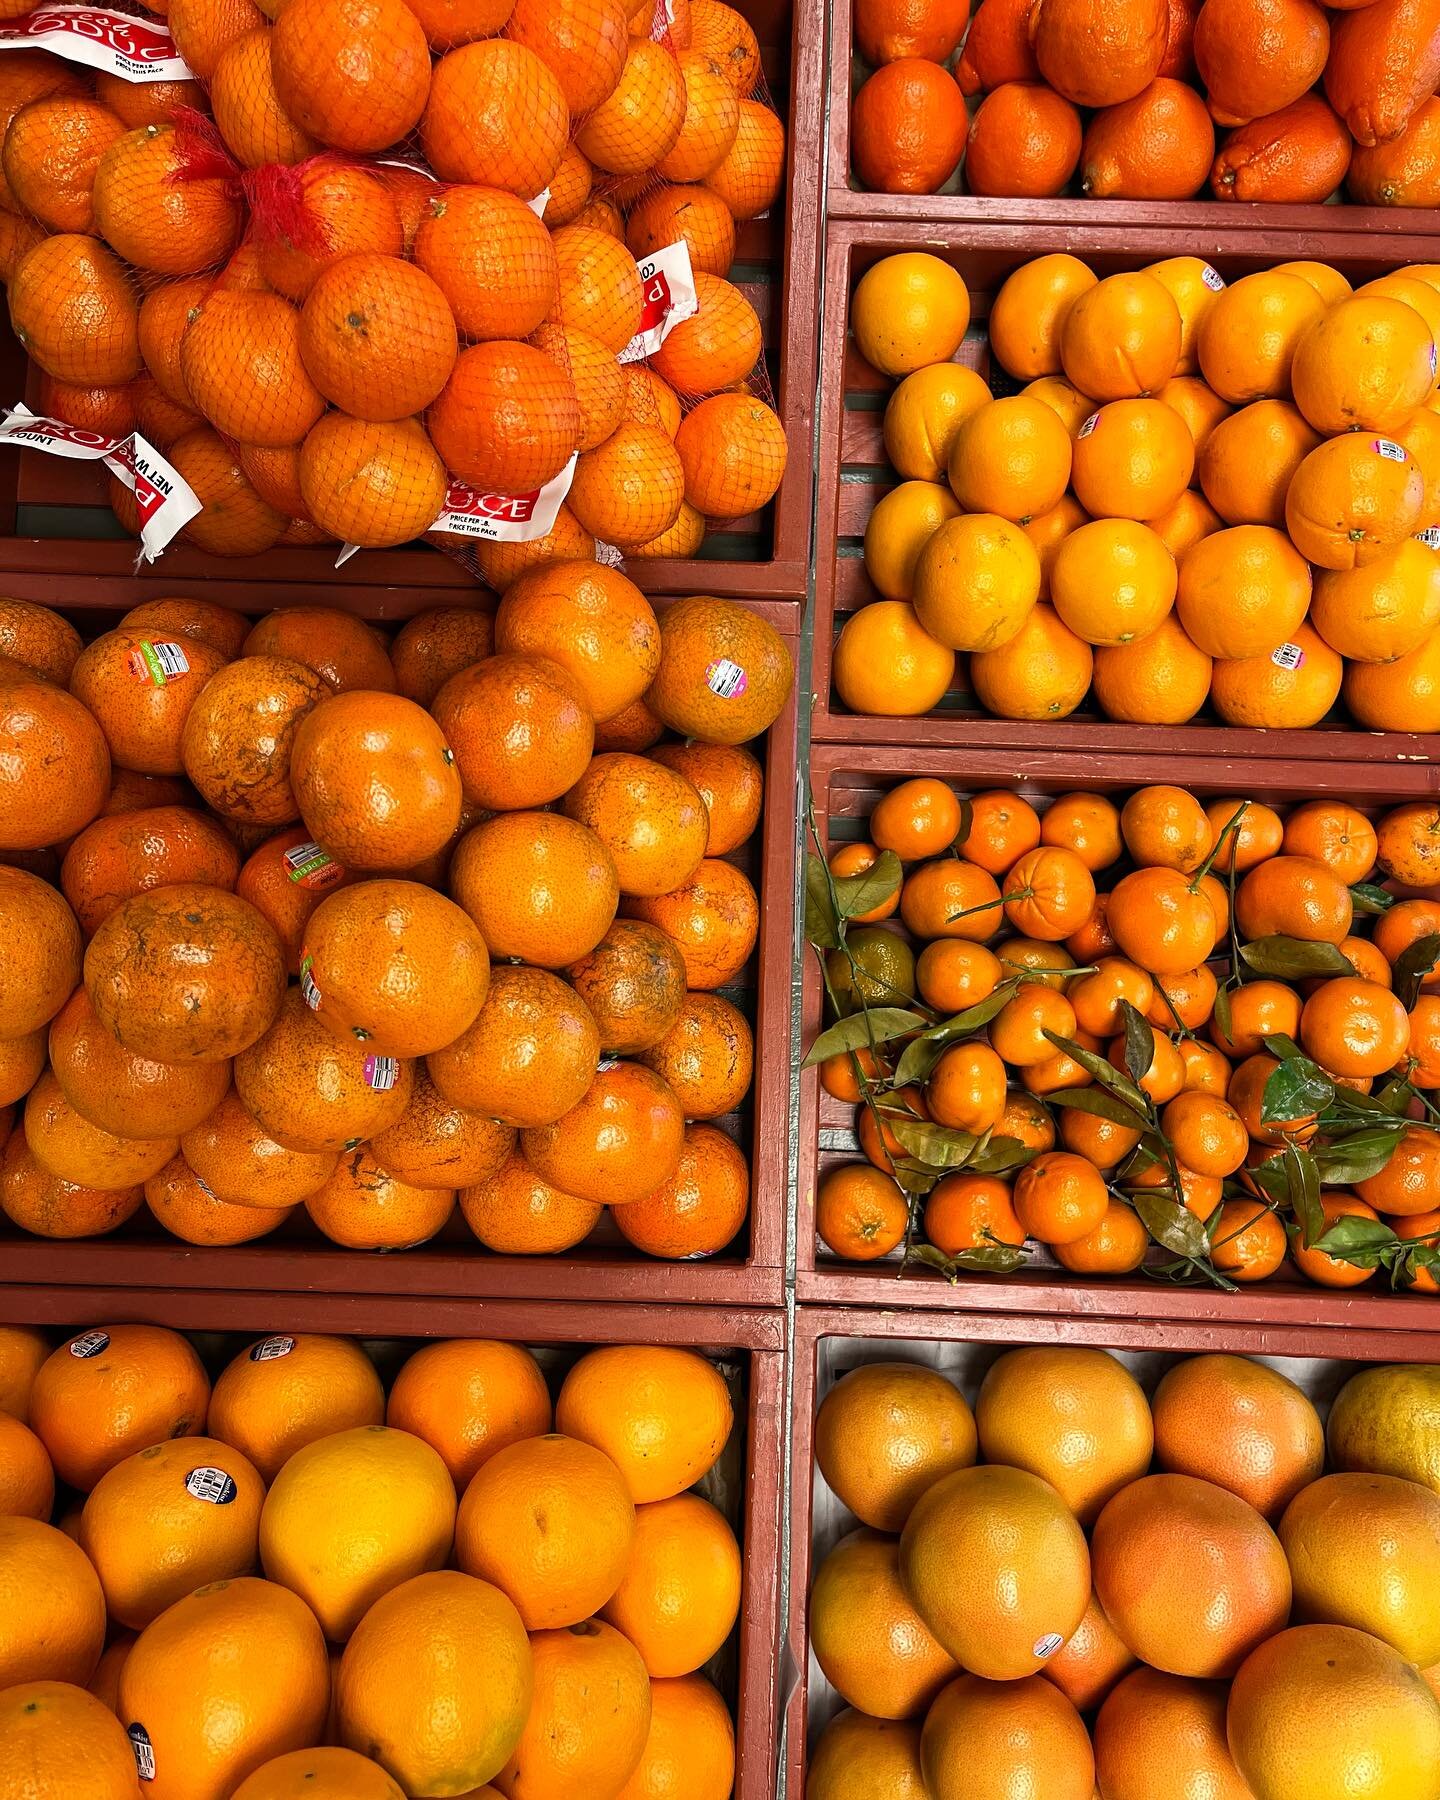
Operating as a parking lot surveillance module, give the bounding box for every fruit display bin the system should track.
[0,586,798,1308]
[782,1300,1440,1796]
[0,1286,785,1800]
[797,739,1440,1328]
[0,0,823,605]
[813,218,1440,760]
[824,0,1437,234]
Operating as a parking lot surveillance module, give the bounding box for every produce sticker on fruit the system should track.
[0,6,192,80]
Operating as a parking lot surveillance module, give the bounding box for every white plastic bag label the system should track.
[336,454,578,564]
[620,241,698,364]
[0,6,192,81]
[0,407,201,561]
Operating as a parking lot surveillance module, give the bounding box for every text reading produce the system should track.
[0,1324,744,1799]
[834,251,1440,735]
[809,774,1440,1292]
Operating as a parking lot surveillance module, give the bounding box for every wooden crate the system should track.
[0,0,823,603]
[784,1301,1440,1796]
[824,0,1433,234]
[813,218,1440,760]
[797,740,1440,1328]
[0,1287,786,1800]
[0,589,797,1307]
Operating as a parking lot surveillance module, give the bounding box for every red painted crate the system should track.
[0,0,822,603]
[0,588,797,1306]
[783,1302,1440,1796]
[813,218,1440,762]
[0,1286,785,1800]
[798,740,1440,1328]
[825,0,1435,235]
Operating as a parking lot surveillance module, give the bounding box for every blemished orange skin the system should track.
[368,1067,514,1191]
[494,560,662,726]
[290,691,463,873]
[28,1323,209,1493]
[24,1069,177,1192]
[433,653,594,813]
[146,1153,294,1245]
[61,805,241,939]
[255,161,405,303]
[0,864,82,1038]
[236,827,355,976]
[49,986,230,1141]
[497,1620,652,1795]
[522,1060,686,1208]
[627,183,737,279]
[243,610,396,697]
[0,597,82,685]
[180,1090,338,1211]
[69,627,230,779]
[235,986,414,1154]
[304,1143,457,1249]
[459,1150,603,1254]
[568,920,687,1057]
[622,859,761,989]
[180,657,328,827]
[563,753,709,899]
[119,600,250,661]
[429,964,599,1130]
[389,608,494,709]
[0,1135,143,1240]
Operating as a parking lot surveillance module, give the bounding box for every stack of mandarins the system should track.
[849,0,1440,206]
[835,250,1440,736]
[0,1322,742,1799]
[0,578,792,1265]
[812,774,1440,1293]
[0,0,788,561]
[807,1345,1440,1800]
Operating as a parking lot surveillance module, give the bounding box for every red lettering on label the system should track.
[443,480,541,523]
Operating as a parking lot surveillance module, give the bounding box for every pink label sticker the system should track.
[0,6,191,80]
[619,240,699,364]
[363,1054,399,1091]
[1271,642,1305,670]
[705,656,748,698]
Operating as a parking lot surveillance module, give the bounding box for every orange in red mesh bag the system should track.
[549,224,644,355]
[156,426,287,555]
[544,144,595,227]
[575,38,686,174]
[138,274,210,407]
[210,26,320,167]
[2,95,126,234]
[705,96,784,218]
[169,0,267,81]
[180,288,326,447]
[422,41,569,197]
[428,342,579,493]
[0,57,89,213]
[9,235,141,386]
[407,0,513,52]
[657,50,738,181]
[567,418,684,547]
[689,0,759,92]
[530,324,626,451]
[677,389,786,519]
[505,0,629,114]
[95,71,207,133]
[94,118,245,276]
[299,415,449,547]
[649,271,760,394]
[246,155,403,299]
[271,0,432,155]
[299,254,458,422]
[413,185,558,340]
[627,184,735,277]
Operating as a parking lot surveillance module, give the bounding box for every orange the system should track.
[1227,1623,1440,1800]
[459,1151,602,1255]
[948,396,1073,524]
[555,1345,729,1505]
[1357,1127,1440,1219]
[997,937,1077,989]
[1050,518,1177,646]
[28,1325,207,1494]
[70,624,230,780]
[1126,1155,1222,1222]
[1207,979,1300,1059]
[520,1059,684,1206]
[910,506,1037,647]
[206,1335,383,1484]
[297,254,456,423]
[0,1326,48,1426]
[260,1425,456,1641]
[1180,1036,1232,1094]
[232,1748,407,1799]
[181,291,325,449]
[411,188,557,343]
[1012,1150,1109,1244]
[1160,1091,1248,1176]
[648,744,762,858]
[976,1347,1153,1525]
[0,1141,143,1243]
[832,602,954,718]
[1199,398,1320,529]
[269,0,429,153]
[1290,1191,1382,1288]
[965,81,1084,199]
[899,857,1003,941]
[180,1092,339,1210]
[0,1679,138,1799]
[814,1362,976,1532]
[1228,1051,1319,1147]
[850,251,969,378]
[1235,853,1353,945]
[380,1340,550,1493]
[1040,792,1122,871]
[304,1144,457,1251]
[1071,398,1194,521]
[9,235,142,389]
[989,254,1098,381]
[0,1517,104,1687]
[336,1570,531,1795]
[79,1435,263,1629]
[883,363,992,483]
[646,596,792,747]
[1120,782,1211,871]
[1093,1667,1252,1800]
[1312,540,1440,665]
[390,608,496,711]
[428,965,600,1129]
[613,1673,734,1800]
[1300,976,1408,1077]
[999,1090,1057,1149]
[601,1491,739,1675]
[0,1411,52,1520]
[1286,433,1426,571]
[1092,1471,1292,1678]
[494,563,659,726]
[422,39,567,193]
[869,778,962,862]
[851,57,969,193]
[900,1464,1091,1680]
[495,1619,651,1799]
[1104,867,1217,975]
[921,1673,1094,1800]
[1043,1588,1137,1711]
[119,1577,329,1800]
[1378,799,1440,888]
[575,36,687,175]
[968,603,1094,720]
[1196,270,1326,404]
[1025,494,1092,599]
[815,1162,908,1260]
[927,1042,1007,1132]
[1153,1353,1323,1519]
[365,1070,516,1194]
[93,122,244,279]
[1278,800,1376,883]
[610,1121,749,1259]
[1147,962,1218,1031]
[1175,523,1312,661]
[1061,271,1181,402]
[923,1172,1025,1257]
[988,985,1078,1067]
[1058,1107,1143,1172]
[1030,0,1168,106]
[1291,295,1438,436]
[620,857,759,990]
[1002,845,1096,940]
[428,343,578,496]
[241,609,395,696]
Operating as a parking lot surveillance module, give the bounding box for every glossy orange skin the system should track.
[0,664,110,851]
[61,806,241,939]
[49,986,230,1141]
[521,1061,686,1208]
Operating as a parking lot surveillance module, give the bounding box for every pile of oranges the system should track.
[811,773,1440,1292]
[806,1346,1440,1800]
[848,0,1440,205]
[834,250,1440,736]
[0,1322,743,1798]
[0,0,789,559]
[0,579,792,1265]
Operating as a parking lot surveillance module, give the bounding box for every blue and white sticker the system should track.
[127,1723,155,1781]
[249,1335,295,1362]
[69,1331,109,1358]
[185,1466,237,1505]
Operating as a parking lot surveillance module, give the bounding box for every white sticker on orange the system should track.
[1271,642,1305,670]
[249,1336,295,1362]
